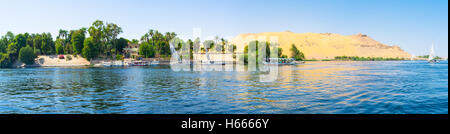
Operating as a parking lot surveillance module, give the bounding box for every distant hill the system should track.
[230,32,412,59]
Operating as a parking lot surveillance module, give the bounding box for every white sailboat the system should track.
[428,43,439,63]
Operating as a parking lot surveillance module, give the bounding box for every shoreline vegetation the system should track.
[0,20,181,68]
[0,20,435,68]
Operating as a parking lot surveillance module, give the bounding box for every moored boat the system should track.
[102,61,112,67]
[428,43,439,64]
[131,61,149,66]
[150,60,160,65]
[263,58,304,65]
[111,61,124,66]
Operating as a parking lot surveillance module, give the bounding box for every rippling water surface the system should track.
[0,61,448,114]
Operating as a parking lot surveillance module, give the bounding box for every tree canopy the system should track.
[19,45,36,65]
[82,37,97,61]
[290,44,305,61]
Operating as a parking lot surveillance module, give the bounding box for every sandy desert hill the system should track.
[229,31,412,59]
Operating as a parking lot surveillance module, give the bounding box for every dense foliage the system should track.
[55,39,64,54]
[82,37,97,61]
[19,45,36,65]
[290,44,305,61]
[71,29,86,54]
[139,42,155,58]
[115,54,123,60]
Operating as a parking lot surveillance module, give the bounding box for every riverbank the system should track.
[13,55,440,68]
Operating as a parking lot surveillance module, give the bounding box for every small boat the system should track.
[111,61,124,67]
[150,61,160,65]
[131,61,149,66]
[428,43,439,64]
[102,61,112,67]
[263,58,304,65]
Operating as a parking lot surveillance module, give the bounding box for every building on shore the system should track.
[123,43,140,59]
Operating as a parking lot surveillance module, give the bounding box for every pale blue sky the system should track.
[0,0,448,56]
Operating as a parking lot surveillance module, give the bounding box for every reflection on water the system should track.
[0,61,448,114]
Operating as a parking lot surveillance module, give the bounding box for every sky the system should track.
[0,0,448,57]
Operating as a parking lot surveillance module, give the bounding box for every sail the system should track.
[428,44,434,61]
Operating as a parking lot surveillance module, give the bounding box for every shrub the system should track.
[0,53,13,67]
[290,44,305,61]
[116,54,123,60]
[66,55,72,61]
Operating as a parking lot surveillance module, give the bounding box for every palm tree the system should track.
[148,29,155,46]
[140,33,149,43]
[170,32,177,41]
[153,30,162,58]
[165,32,171,42]
[57,29,68,40]
[57,29,68,51]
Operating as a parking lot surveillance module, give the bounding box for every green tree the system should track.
[290,44,305,61]
[203,40,215,52]
[139,42,155,58]
[55,39,64,54]
[26,33,35,49]
[71,29,86,54]
[88,20,105,55]
[277,48,283,58]
[82,37,97,61]
[19,45,36,65]
[104,23,123,55]
[116,37,128,54]
[130,39,139,44]
[115,54,123,60]
[57,29,68,40]
[57,29,71,54]
[7,42,18,60]
[33,34,42,54]
[187,39,194,60]
[14,34,27,53]
[41,33,54,55]
[0,52,12,67]
[5,31,15,43]
[158,40,170,57]
[0,36,8,53]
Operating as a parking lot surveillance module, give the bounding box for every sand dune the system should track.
[230,32,412,59]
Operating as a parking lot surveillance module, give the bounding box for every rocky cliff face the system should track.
[230,32,411,59]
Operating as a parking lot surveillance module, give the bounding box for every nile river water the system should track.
[0,61,448,114]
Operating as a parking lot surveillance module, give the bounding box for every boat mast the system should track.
[428,43,435,61]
